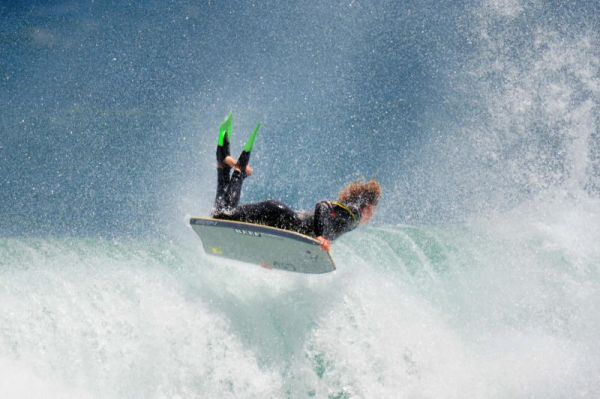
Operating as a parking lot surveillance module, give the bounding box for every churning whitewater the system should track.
[2,0,600,398]
[2,203,600,397]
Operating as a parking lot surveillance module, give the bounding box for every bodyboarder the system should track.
[211,113,381,252]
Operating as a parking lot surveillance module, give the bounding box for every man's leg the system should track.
[213,113,234,212]
[215,200,304,231]
[221,123,260,209]
[223,150,249,210]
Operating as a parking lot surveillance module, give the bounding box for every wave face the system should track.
[2,0,600,397]
[2,204,599,398]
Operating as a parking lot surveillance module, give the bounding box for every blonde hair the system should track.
[338,180,381,209]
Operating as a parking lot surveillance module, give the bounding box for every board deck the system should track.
[189,217,336,274]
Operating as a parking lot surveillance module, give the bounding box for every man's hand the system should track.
[223,156,236,168]
[227,155,253,176]
[317,236,331,252]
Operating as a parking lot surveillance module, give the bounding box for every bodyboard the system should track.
[189,217,336,274]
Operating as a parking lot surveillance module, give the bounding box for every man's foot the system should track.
[243,123,260,152]
[216,112,233,166]
[233,123,260,177]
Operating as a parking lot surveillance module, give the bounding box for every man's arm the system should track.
[313,201,332,239]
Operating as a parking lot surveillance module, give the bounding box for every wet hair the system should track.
[338,180,381,209]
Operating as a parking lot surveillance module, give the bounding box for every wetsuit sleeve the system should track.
[314,201,361,241]
[313,201,334,240]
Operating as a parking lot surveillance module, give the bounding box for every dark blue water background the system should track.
[1,0,598,236]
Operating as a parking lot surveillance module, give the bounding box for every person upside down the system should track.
[211,113,381,252]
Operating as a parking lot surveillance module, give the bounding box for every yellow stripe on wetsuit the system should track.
[330,201,358,222]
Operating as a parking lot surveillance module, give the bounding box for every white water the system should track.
[2,1,600,397]
[1,193,599,398]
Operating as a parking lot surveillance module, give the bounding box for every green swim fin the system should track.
[218,112,233,147]
[243,123,261,152]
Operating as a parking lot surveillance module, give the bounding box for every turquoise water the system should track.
[2,195,599,397]
[2,0,600,397]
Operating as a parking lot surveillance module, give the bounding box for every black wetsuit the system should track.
[212,167,361,240]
